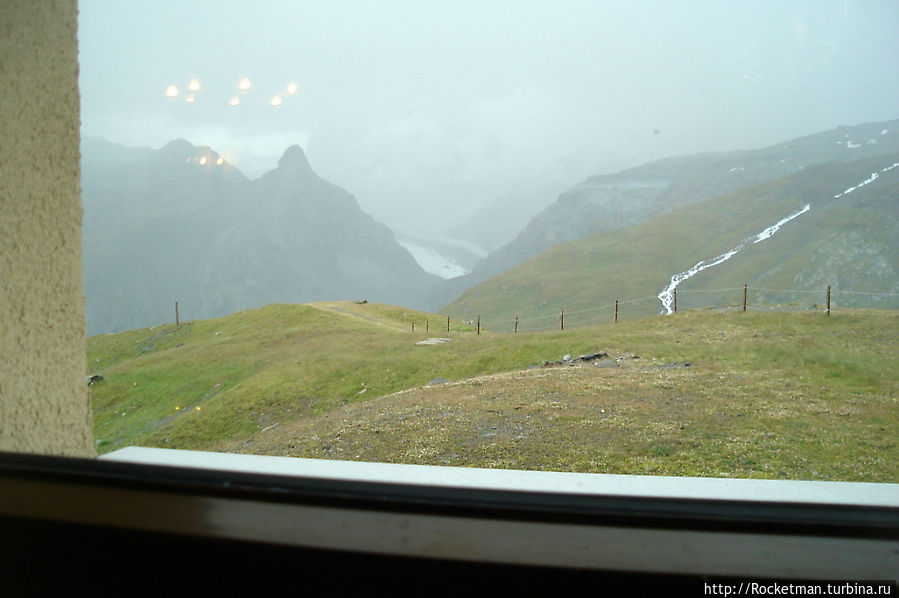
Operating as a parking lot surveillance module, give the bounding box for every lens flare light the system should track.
[166,75,301,110]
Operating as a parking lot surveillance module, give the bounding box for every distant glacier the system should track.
[397,240,470,279]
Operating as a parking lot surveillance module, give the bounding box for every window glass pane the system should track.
[78,1,899,482]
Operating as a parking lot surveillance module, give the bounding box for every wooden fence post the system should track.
[673,289,677,313]
[514,316,518,333]
[615,299,618,323]
[743,284,747,312]
[426,320,429,333]
[560,309,564,331]
[826,285,831,316]
[447,316,450,332]
[477,315,480,335]
[175,301,179,325]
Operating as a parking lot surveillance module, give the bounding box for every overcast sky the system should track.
[79,0,899,227]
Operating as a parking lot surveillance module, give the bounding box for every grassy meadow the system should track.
[88,301,898,482]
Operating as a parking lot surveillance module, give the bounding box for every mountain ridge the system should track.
[82,138,439,335]
[433,119,899,307]
[444,153,899,329]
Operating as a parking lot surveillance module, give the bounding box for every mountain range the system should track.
[83,119,898,336]
[82,138,439,335]
[434,120,899,305]
[445,153,899,329]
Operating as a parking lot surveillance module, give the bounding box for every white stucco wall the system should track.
[0,0,94,456]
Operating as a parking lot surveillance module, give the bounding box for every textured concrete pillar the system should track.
[0,1,94,456]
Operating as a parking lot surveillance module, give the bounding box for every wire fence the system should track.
[440,284,899,334]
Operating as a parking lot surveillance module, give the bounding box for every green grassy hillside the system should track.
[89,302,476,452]
[440,120,899,302]
[444,156,898,331]
[89,303,897,481]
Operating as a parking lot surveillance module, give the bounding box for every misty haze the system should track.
[82,1,898,489]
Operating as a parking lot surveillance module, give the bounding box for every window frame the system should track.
[1,447,897,578]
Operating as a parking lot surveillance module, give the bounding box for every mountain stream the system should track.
[656,204,811,314]
[656,161,899,314]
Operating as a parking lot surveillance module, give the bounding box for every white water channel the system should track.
[656,204,811,315]
[833,162,899,199]
[657,161,899,315]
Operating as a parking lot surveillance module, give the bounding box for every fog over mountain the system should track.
[78,2,899,332]
[84,118,898,335]
[436,119,899,304]
[79,1,899,231]
[445,152,899,328]
[82,138,438,335]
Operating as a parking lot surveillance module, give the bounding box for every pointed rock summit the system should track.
[81,136,439,335]
[163,137,194,151]
[278,144,316,178]
[160,137,195,157]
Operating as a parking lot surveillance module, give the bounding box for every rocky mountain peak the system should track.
[160,137,195,156]
[278,144,316,178]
